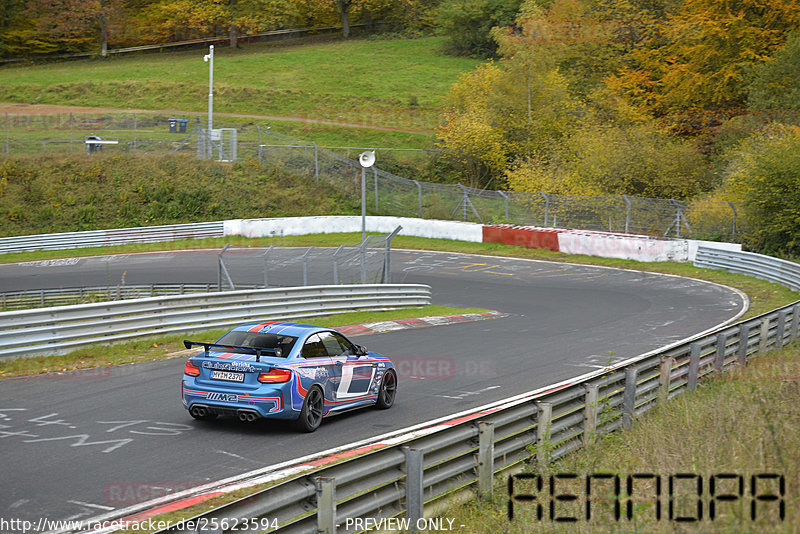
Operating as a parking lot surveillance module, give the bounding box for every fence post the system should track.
[405,448,424,533]
[622,194,632,234]
[658,357,672,405]
[622,367,637,429]
[714,333,728,374]
[413,180,423,218]
[316,477,336,534]
[332,245,344,285]
[759,316,770,353]
[792,304,800,341]
[737,323,750,365]
[373,167,379,212]
[478,421,494,499]
[583,384,599,446]
[497,190,509,220]
[536,401,552,468]
[302,246,314,286]
[384,226,402,284]
[314,142,319,182]
[776,310,788,349]
[541,193,550,226]
[687,343,701,392]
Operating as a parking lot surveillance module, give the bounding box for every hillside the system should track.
[0,153,357,237]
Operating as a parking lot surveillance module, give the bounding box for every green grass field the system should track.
[0,36,480,137]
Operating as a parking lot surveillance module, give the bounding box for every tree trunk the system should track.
[339,0,351,39]
[99,14,108,57]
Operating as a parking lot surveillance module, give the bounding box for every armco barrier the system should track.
[0,221,224,254]
[695,246,800,292]
[0,284,431,359]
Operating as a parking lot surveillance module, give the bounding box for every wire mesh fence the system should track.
[1,111,742,242]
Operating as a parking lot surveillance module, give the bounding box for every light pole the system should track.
[203,45,214,158]
[358,151,376,242]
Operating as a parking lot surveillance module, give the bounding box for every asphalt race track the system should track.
[0,249,746,524]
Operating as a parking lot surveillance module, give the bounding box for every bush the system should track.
[436,0,522,58]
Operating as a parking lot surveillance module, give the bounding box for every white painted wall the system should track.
[557,230,690,262]
[225,216,484,243]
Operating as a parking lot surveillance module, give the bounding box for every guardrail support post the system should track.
[623,367,637,429]
[658,357,672,405]
[738,324,750,366]
[405,447,424,532]
[714,333,728,374]
[478,421,494,500]
[687,343,701,392]
[776,311,788,349]
[792,304,800,341]
[583,384,599,446]
[759,317,770,354]
[536,401,552,468]
[316,477,336,534]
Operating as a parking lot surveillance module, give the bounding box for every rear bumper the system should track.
[181,380,294,420]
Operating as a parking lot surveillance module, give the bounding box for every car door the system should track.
[299,333,336,402]
[322,332,378,404]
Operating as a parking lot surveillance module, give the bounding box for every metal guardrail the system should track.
[0,284,431,359]
[695,246,800,292]
[0,221,224,254]
[128,250,798,534]
[0,283,262,311]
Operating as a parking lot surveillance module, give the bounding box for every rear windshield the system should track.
[214,332,297,357]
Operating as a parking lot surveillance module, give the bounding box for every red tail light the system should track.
[183,361,201,377]
[258,369,292,383]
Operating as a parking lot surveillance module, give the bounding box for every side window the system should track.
[302,334,327,359]
[331,333,356,356]
[318,332,345,357]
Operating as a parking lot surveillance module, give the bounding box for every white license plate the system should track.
[210,370,245,382]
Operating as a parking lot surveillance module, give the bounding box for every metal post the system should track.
[536,401,552,468]
[332,245,344,285]
[622,194,631,234]
[361,166,366,243]
[687,343,701,392]
[737,323,750,366]
[759,317,770,353]
[792,304,800,341]
[206,45,214,160]
[262,245,273,288]
[133,113,137,154]
[373,167,379,213]
[776,310,787,349]
[497,190,509,220]
[478,421,494,499]
[583,384,599,446]
[359,240,367,284]
[316,477,336,534]
[714,333,728,374]
[622,367,637,429]
[541,192,550,226]
[384,225,402,284]
[405,448,424,532]
[301,247,314,286]
[413,179,422,218]
[314,142,319,182]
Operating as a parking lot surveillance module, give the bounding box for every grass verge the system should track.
[450,340,800,533]
[0,305,487,379]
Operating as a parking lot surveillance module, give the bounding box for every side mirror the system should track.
[357,345,368,356]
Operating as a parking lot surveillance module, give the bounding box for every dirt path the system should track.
[0,102,434,134]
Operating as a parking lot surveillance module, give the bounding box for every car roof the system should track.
[229,322,328,338]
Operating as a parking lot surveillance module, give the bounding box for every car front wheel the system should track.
[375,370,397,409]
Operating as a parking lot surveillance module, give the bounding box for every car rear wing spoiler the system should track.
[183,340,282,362]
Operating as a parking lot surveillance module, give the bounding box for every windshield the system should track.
[214,332,297,357]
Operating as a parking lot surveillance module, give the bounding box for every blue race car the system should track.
[181,322,397,432]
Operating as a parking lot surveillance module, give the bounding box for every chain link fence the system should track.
[1,111,741,241]
[218,229,402,290]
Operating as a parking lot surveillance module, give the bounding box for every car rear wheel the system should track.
[296,386,324,432]
[375,370,397,409]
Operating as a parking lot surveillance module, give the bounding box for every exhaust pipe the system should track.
[238,410,258,422]
[191,406,207,418]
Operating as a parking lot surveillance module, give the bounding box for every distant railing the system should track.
[0,284,432,359]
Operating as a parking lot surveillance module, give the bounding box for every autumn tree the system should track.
[25,0,129,55]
